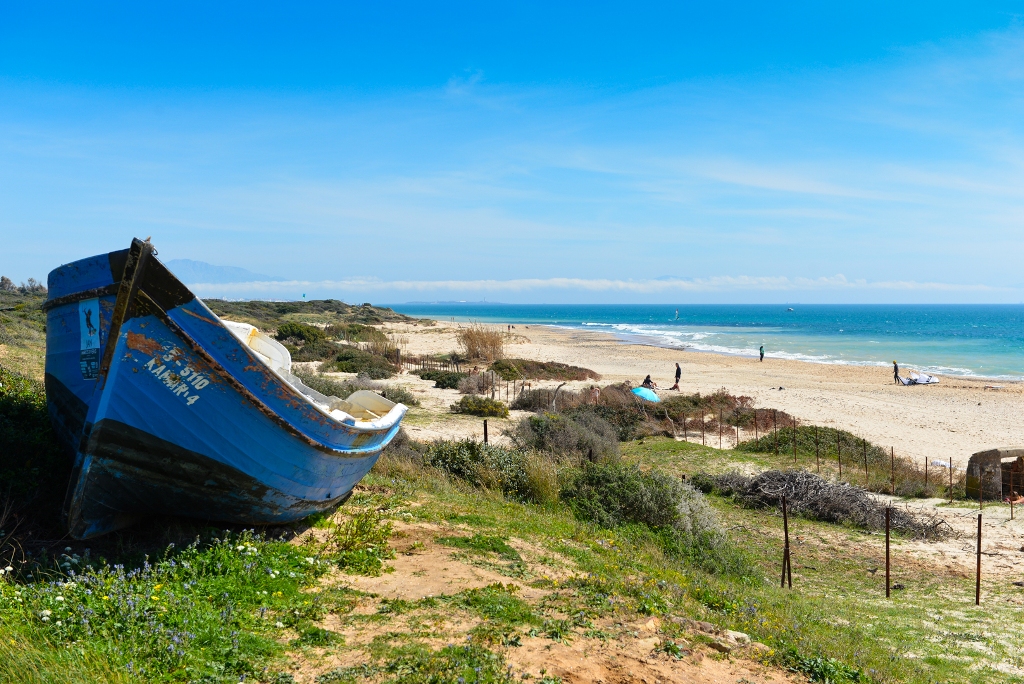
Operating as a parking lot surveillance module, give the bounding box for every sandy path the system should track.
[387,321,1024,469]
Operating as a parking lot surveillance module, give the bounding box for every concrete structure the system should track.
[966,447,1024,501]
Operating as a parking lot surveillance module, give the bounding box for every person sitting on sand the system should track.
[641,375,657,390]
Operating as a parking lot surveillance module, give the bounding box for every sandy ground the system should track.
[386,320,1024,470]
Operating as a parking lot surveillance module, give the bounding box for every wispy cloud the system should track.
[189,274,1001,296]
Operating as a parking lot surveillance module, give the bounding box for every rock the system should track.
[892,583,906,591]
[695,621,716,634]
[725,630,750,645]
[709,641,732,654]
[747,642,771,657]
[642,617,661,632]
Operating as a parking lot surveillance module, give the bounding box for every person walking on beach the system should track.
[670,363,681,390]
[893,360,900,385]
[759,345,764,362]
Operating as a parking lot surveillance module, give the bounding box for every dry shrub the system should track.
[706,469,953,540]
[457,324,505,362]
[490,358,599,381]
[506,411,619,462]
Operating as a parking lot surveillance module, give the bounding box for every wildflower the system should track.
[151,595,160,601]
[40,610,51,617]
[153,584,163,591]
[55,621,62,627]
[41,616,49,622]
[55,596,65,602]
[64,547,72,552]
[102,596,109,600]
[275,621,284,628]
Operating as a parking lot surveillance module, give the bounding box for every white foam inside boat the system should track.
[221,321,405,429]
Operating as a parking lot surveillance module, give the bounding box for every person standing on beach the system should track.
[893,360,900,384]
[670,362,681,390]
[759,345,764,362]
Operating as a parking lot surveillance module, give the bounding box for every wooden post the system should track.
[885,507,891,598]
[773,410,778,456]
[483,419,488,444]
[1012,466,1016,520]
[781,495,792,589]
[815,426,820,474]
[792,417,797,464]
[862,438,868,487]
[838,432,842,477]
[683,412,688,442]
[891,447,895,495]
[701,410,705,445]
[736,423,739,449]
[719,409,723,449]
[976,513,982,606]
[755,409,758,442]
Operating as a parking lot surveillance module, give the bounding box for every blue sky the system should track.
[2,2,1024,303]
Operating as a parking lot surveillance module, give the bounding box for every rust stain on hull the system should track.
[125,331,163,356]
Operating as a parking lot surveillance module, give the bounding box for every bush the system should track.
[275,321,326,345]
[319,345,395,379]
[450,395,509,418]
[456,324,505,362]
[290,339,339,362]
[507,411,618,462]
[423,440,553,504]
[560,462,743,574]
[418,369,466,389]
[490,358,600,382]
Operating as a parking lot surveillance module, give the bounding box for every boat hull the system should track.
[45,240,404,539]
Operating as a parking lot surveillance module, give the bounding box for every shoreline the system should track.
[387,319,1024,467]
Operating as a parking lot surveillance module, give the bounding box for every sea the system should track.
[387,304,1024,381]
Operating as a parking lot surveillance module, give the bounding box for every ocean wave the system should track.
[562,322,1021,381]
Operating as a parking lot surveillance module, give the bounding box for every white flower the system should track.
[236,545,245,551]
[41,616,49,622]
[6,566,14,573]
[305,557,315,564]
[55,621,62,627]
[64,547,72,552]
[40,610,51,617]
[289,572,296,578]
[55,596,65,602]
[275,621,284,628]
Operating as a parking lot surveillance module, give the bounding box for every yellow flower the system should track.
[150,595,160,601]
[102,596,109,600]
[153,584,163,592]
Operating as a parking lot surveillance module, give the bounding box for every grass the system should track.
[0,289,47,379]
[3,311,1022,682]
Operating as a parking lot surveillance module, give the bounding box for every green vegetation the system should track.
[203,299,415,330]
[450,395,509,418]
[507,411,619,461]
[275,321,327,345]
[319,345,396,379]
[0,287,47,379]
[414,369,466,389]
[489,358,599,382]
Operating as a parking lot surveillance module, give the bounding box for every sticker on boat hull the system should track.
[79,298,100,379]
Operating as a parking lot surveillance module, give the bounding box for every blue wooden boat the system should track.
[44,238,407,539]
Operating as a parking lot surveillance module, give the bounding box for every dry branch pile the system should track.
[709,470,953,540]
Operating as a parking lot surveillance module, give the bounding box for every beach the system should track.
[385,320,1024,468]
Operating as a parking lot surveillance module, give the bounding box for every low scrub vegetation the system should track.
[506,411,619,462]
[737,424,947,497]
[561,461,748,576]
[424,440,557,505]
[318,345,395,379]
[489,358,599,381]
[415,368,466,389]
[450,395,509,418]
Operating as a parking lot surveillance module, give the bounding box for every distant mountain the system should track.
[164,259,286,284]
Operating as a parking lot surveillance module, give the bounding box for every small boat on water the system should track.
[44,238,406,539]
